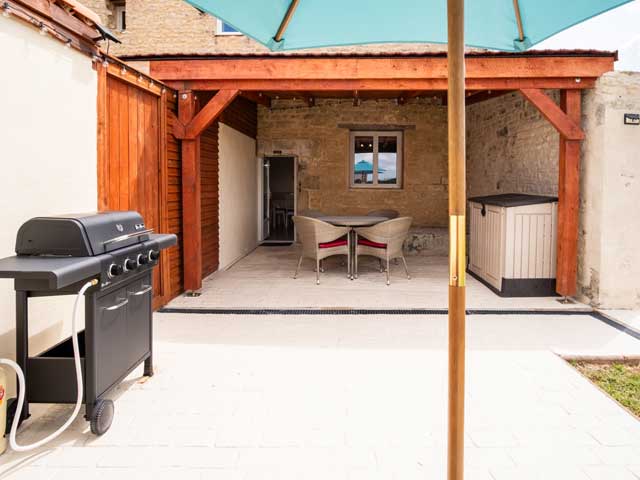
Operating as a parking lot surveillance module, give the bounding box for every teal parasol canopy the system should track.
[184,0,632,52]
[354,160,385,174]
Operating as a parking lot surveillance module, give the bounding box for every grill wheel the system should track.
[90,399,114,436]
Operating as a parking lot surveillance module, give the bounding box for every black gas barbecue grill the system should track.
[0,211,176,435]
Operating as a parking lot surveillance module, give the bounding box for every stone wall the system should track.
[257,98,449,227]
[579,71,640,309]
[466,91,560,198]
[83,0,457,57]
[83,0,263,56]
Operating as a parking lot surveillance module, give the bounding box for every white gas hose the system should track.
[0,279,96,452]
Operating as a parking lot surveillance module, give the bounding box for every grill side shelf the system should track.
[0,256,102,290]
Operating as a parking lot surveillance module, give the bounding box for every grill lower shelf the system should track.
[27,332,87,404]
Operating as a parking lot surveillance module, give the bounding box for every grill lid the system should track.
[16,211,151,257]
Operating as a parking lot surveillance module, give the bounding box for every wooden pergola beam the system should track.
[281,90,314,105]
[240,91,271,108]
[519,88,585,140]
[465,90,513,105]
[151,56,613,82]
[164,78,597,92]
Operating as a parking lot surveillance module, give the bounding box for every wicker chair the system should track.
[292,216,351,284]
[367,209,399,219]
[354,217,412,285]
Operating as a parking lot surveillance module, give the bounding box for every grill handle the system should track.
[102,228,155,247]
[129,285,152,296]
[103,298,128,311]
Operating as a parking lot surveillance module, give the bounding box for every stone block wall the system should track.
[579,72,640,308]
[83,0,458,57]
[83,0,266,56]
[466,91,560,198]
[257,98,449,227]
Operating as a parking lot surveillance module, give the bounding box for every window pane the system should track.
[378,136,398,185]
[221,22,239,33]
[353,136,374,185]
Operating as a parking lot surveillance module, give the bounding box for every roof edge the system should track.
[121,49,619,62]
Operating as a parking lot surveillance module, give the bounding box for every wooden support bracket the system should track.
[173,89,239,139]
[168,110,185,138]
[520,88,585,140]
[184,89,239,139]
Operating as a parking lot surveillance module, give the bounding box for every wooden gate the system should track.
[97,64,171,309]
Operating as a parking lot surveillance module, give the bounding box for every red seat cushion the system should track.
[319,238,348,249]
[358,238,387,249]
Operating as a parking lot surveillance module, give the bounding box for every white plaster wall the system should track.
[580,72,640,308]
[218,123,258,269]
[0,18,98,377]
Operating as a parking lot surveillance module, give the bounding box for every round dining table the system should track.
[317,215,388,227]
[318,215,388,279]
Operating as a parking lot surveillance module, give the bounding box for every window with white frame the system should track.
[216,18,242,35]
[111,1,126,32]
[350,131,403,188]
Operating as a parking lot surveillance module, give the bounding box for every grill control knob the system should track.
[123,258,138,272]
[137,253,149,265]
[108,263,123,278]
[148,250,160,262]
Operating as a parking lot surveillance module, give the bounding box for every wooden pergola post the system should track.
[178,90,203,293]
[556,89,582,297]
[519,88,584,297]
[176,89,240,293]
[447,0,466,478]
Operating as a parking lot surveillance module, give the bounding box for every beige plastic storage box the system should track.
[468,193,558,297]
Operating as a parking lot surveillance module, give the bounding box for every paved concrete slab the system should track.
[602,310,640,336]
[1,312,639,479]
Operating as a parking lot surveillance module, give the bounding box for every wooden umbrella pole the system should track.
[447,0,466,478]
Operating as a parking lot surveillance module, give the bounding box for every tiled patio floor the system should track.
[604,310,640,336]
[1,312,639,479]
[167,246,589,311]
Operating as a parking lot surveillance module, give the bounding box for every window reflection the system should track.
[353,136,374,184]
[378,136,398,185]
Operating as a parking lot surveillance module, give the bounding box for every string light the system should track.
[3,1,80,52]
[102,58,109,68]
[137,75,143,82]
[121,66,127,75]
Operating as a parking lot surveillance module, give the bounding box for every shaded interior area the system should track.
[263,156,295,244]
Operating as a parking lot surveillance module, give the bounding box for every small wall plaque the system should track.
[624,113,639,125]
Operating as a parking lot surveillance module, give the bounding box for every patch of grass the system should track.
[571,361,640,417]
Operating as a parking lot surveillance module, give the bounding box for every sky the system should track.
[534,0,640,71]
